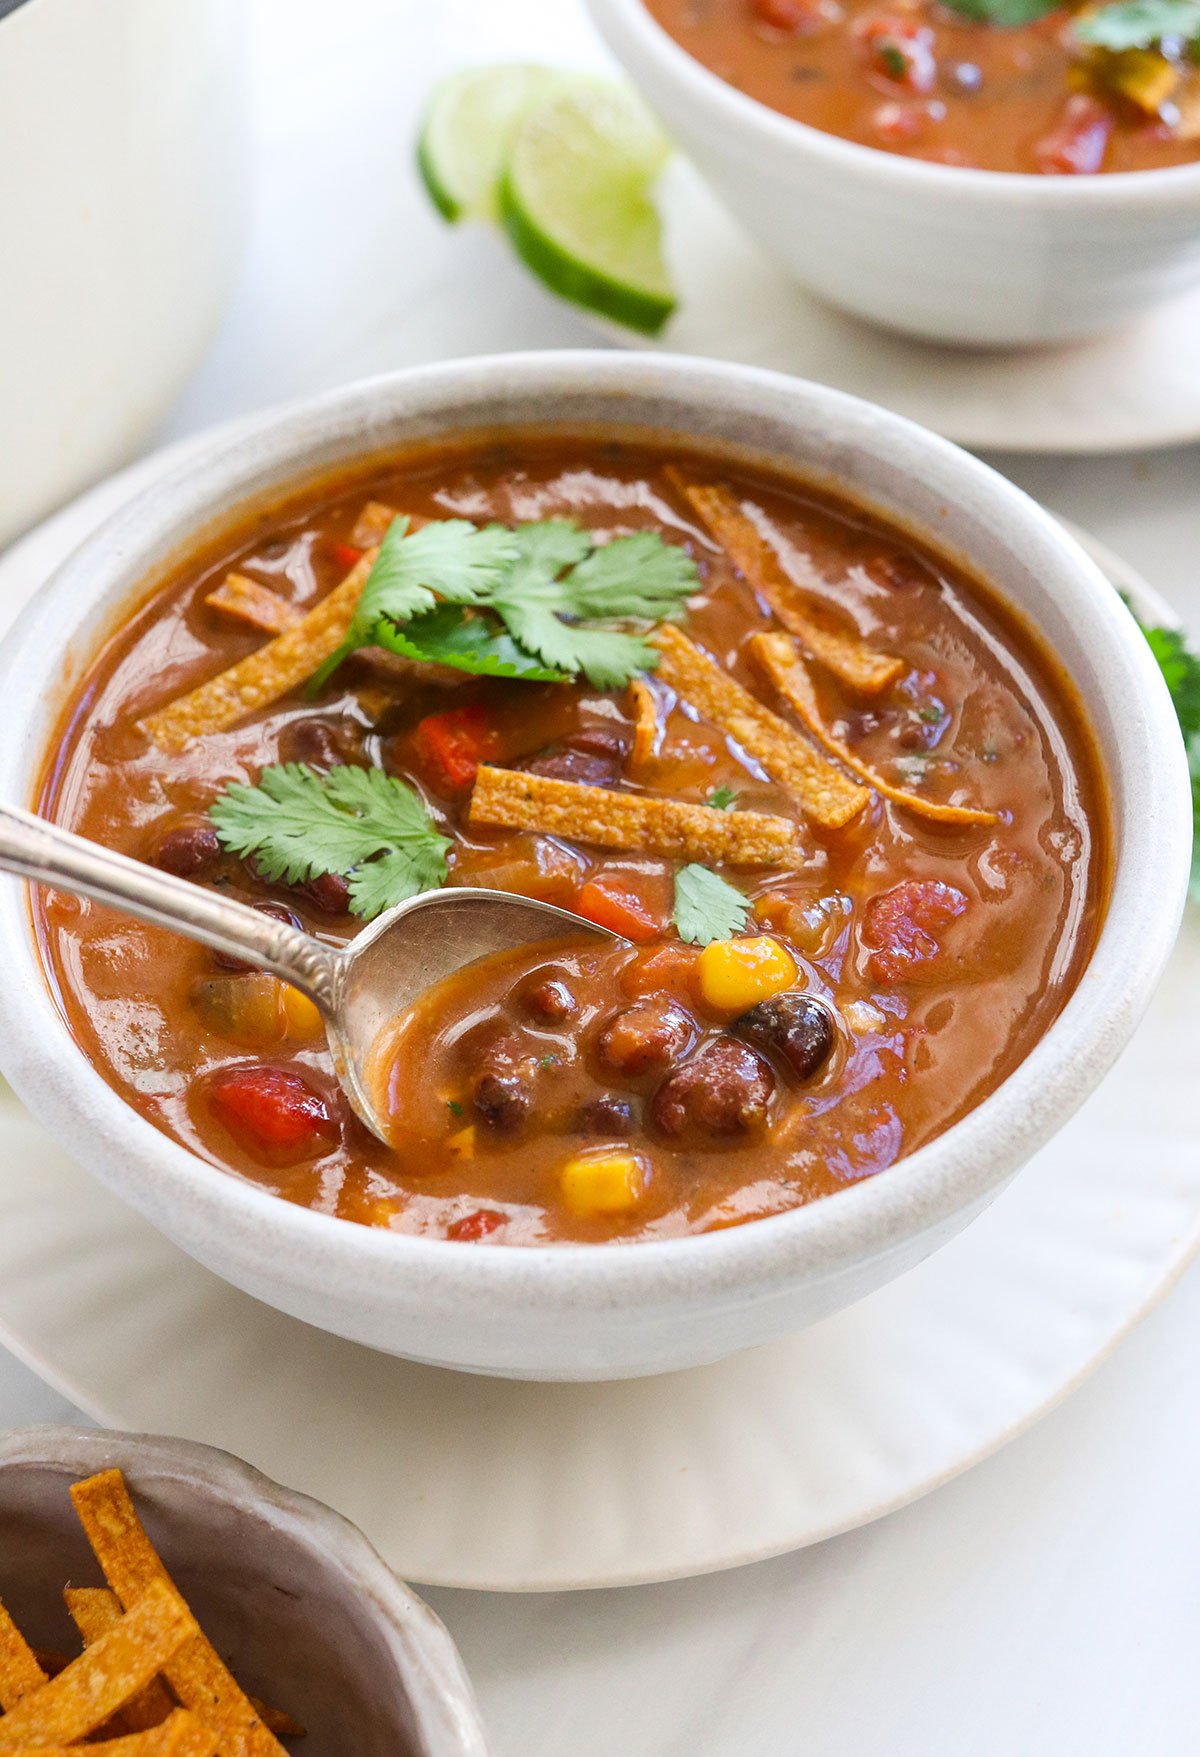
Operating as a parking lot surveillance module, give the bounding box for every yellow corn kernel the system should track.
[282,983,324,1040]
[446,1124,477,1160]
[560,1150,646,1217]
[1106,48,1179,114]
[696,935,798,1014]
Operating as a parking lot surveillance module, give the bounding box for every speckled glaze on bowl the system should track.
[0,352,1189,1380]
[586,0,1200,346]
[0,1426,487,1755]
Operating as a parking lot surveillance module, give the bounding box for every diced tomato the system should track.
[208,1065,338,1160]
[750,0,828,29]
[621,942,701,999]
[446,1208,507,1242]
[862,879,968,984]
[413,705,500,793]
[576,878,664,943]
[856,15,937,93]
[1033,95,1113,176]
[326,539,364,572]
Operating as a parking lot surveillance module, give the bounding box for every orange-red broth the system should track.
[35,434,1109,1244]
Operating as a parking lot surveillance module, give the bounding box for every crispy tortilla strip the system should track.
[349,500,401,550]
[70,1471,288,1757]
[206,574,302,637]
[626,677,660,769]
[0,1580,193,1748]
[141,550,376,753]
[0,1605,47,1710]
[750,633,998,827]
[650,625,869,830]
[63,1590,303,1745]
[668,471,903,695]
[0,1710,219,1756]
[469,765,801,867]
[65,1587,176,1734]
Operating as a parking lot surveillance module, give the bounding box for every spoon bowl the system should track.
[0,800,616,1143]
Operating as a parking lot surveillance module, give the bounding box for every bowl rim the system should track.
[0,1423,488,1757]
[585,0,1200,205]
[0,349,1189,1322]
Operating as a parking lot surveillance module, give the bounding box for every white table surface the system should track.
[5,1,1200,1751]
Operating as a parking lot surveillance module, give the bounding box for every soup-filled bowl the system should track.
[586,0,1200,346]
[0,352,1189,1379]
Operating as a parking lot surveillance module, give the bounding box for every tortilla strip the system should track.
[750,633,999,828]
[349,500,401,550]
[469,766,801,867]
[0,1605,47,1710]
[64,1590,302,1745]
[65,1588,176,1734]
[667,471,903,695]
[626,677,660,769]
[206,574,302,637]
[0,1712,218,1756]
[141,549,377,753]
[650,625,869,830]
[0,1581,193,1748]
[70,1471,288,1757]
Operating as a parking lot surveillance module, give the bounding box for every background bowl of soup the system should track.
[586,0,1200,346]
[0,352,1189,1379]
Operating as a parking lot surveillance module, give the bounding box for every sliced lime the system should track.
[417,64,569,223]
[498,85,676,337]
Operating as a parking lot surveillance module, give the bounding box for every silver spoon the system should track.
[0,802,616,1143]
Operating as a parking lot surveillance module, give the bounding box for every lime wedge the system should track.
[498,85,676,337]
[417,64,569,222]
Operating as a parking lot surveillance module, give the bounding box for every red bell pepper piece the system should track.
[576,878,663,943]
[413,705,499,793]
[208,1065,338,1160]
[326,539,365,572]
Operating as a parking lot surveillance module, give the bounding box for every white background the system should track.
[3,1,1199,1751]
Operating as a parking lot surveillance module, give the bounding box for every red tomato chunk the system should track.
[862,879,968,983]
[856,16,937,93]
[1033,95,1113,176]
[414,705,499,793]
[446,1209,507,1242]
[208,1066,338,1159]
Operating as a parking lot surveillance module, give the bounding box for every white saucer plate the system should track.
[591,158,1200,456]
[0,436,1195,1591]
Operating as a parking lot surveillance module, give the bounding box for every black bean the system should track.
[522,978,578,1023]
[304,871,352,915]
[473,1070,531,1133]
[278,716,359,771]
[734,992,836,1083]
[576,1095,634,1136]
[651,1039,774,1139]
[598,997,694,1076]
[152,818,221,879]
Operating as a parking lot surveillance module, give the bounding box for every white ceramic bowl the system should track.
[0,1426,487,1756]
[586,0,1200,346]
[0,352,1189,1380]
[0,0,245,546]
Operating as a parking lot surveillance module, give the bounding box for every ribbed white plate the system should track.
[585,158,1200,456]
[0,435,1195,1591]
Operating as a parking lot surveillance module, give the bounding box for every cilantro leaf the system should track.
[564,531,700,620]
[210,763,450,920]
[942,0,1062,23]
[496,603,662,689]
[315,516,518,689]
[1130,613,1200,902]
[1074,0,1200,48]
[673,864,750,945]
[706,785,738,810]
[375,604,568,680]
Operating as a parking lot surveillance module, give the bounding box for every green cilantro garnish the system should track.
[210,763,450,920]
[316,514,697,693]
[374,604,567,681]
[1073,0,1200,49]
[942,0,1061,25]
[706,784,738,810]
[880,42,909,76]
[446,1098,464,1118]
[1131,614,1200,900]
[672,864,750,946]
